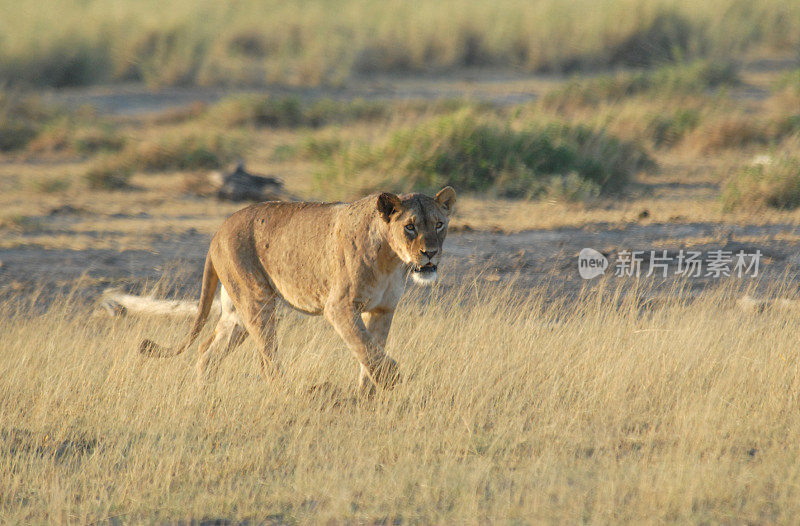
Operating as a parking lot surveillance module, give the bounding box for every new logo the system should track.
[578,248,608,279]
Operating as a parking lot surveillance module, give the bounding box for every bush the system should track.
[542,172,601,202]
[210,96,304,128]
[116,26,206,87]
[682,113,800,154]
[0,36,112,88]
[316,111,652,199]
[722,157,800,211]
[296,136,346,161]
[117,133,245,172]
[0,89,125,156]
[689,117,772,154]
[26,120,126,156]
[73,128,127,155]
[770,114,800,139]
[33,177,71,193]
[542,61,739,111]
[646,109,702,147]
[207,96,389,129]
[206,96,487,130]
[0,90,60,152]
[774,69,800,96]
[85,159,133,190]
[0,122,38,152]
[608,11,701,67]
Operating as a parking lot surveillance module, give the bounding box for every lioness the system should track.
[139,187,456,393]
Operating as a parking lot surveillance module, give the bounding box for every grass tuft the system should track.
[84,159,133,190]
[206,95,390,129]
[774,69,800,98]
[646,108,702,148]
[33,177,71,194]
[687,114,800,154]
[722,157,800,211]
[315,111,651,199]
[0,89,61,152]
[608,11,700,67]
[111,133,247,172]
[542,61,739,112]
[26,120,126,156]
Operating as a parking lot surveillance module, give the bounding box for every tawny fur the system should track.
[139,187,456,393]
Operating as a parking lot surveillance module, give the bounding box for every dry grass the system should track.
[2,278,800,522]
[722,157,800,212]
[1,0,799,87]
[540,60,740,113]
[5,58,800,520]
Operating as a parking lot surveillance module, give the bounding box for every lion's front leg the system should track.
[359,309,396,395]
[324,301,400,393]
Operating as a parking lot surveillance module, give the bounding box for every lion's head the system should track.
[377,186,456,285]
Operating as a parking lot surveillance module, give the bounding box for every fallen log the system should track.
[211,161,291,202]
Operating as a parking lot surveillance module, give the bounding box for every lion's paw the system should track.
[371,356,401,390]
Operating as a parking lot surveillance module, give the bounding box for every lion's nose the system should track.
[420,249,437,259]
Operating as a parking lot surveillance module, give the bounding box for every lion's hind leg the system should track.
[212,256,281,383]
[195,287,247,386]
[244,295,280,381]
[237,294,279,381]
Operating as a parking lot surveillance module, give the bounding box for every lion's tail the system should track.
[138,253,219,358]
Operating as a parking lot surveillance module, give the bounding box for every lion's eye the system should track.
[436,221,444,230]
[404,224,416,233]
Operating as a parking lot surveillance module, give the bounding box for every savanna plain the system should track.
[3,1,800,523]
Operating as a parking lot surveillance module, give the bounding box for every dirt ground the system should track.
[2,202,799,310]
[3,69,800,308]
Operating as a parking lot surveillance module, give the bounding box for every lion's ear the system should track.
[435,186,456,215]
[377,192,402,222]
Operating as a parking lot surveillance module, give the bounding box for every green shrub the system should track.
[25,119,126,156]
[118,133,246,172]
[316,111,651,199]
[85,159,133,190]
[210,96,304,128]
[207,96,389,129]
[774,69,800,96]
[689,113,800,154]
[0,122,38,152]
[118,26,206,87]
[297,136,346,161]
[33,177,71,193]
[206,96,488,130]
[647,109,702,147]
[542,172,601,202]
[0,90,60,152]
[608,11,701,67]
[722,157,800,211]
[542,61,739,111]
[0,36,112,88]
[770,115,800,139]
[0,89,125,156]
[73,128,127,155]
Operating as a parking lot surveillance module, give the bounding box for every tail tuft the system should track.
[139,339,166,357]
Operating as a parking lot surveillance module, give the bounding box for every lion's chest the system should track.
[354,268,405,313]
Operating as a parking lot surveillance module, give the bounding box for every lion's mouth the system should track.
[412,262,437,274]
